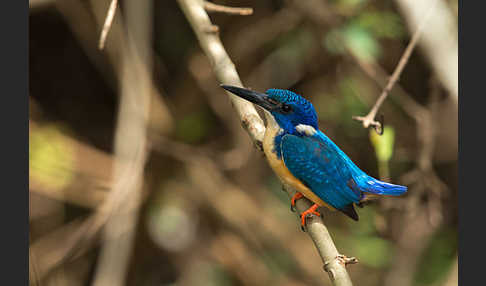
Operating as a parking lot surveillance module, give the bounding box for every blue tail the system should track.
[361,177,407,196]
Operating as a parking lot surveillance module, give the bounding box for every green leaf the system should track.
[370,126,395,162]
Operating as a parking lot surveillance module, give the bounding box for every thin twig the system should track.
[291,0,426,123]
[98,0,118,50]
[204,1,253,15]
[394,0,458,101]
[352,0,438,134]
[177,0,354,284]
[56,0,174,133]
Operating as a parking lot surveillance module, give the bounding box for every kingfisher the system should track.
[221,85,407,228]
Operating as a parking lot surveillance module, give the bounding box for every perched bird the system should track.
[221,85,407,228]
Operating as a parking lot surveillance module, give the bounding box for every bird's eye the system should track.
[268,98,279,105]
[281,104,292,113]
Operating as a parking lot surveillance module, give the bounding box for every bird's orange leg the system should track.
[290,192,304,212]
[300,204,320,231]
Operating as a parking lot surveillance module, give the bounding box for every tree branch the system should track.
[98,0,118,50]
[177,0,265,147]
[292,0,427,132]
[176,0,355,284]
[352,0,438,134]
[394,0,458,102]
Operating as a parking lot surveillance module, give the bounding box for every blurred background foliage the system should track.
[29,0,457,285]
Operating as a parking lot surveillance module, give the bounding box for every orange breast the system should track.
[262,123,336,211]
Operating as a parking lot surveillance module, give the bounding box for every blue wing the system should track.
[280,130,407,212]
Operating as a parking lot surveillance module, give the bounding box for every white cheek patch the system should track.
[296,124,317,136]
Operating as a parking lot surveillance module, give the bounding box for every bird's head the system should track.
[221,85,318,134]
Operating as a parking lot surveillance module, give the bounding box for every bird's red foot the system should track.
[290,192,304,212]
[300,204,320,231]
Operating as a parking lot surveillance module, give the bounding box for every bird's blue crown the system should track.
[265,89,318,132]
[265,89,319,158]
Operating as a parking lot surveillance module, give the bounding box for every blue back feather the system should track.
[281,131,406,209]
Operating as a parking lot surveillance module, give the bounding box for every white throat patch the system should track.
[296,124,317,136]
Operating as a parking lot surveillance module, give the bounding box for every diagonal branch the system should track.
[394,0,458,102]
[352,0,438,134]
[98,0,118,50]
[291,0,425,131]
[177,0,265,147]
[176,0,355,285]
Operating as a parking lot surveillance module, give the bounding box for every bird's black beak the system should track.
[221,85,277,111]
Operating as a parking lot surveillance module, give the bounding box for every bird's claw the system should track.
[299,204,320,230]
[290,192,304,212]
